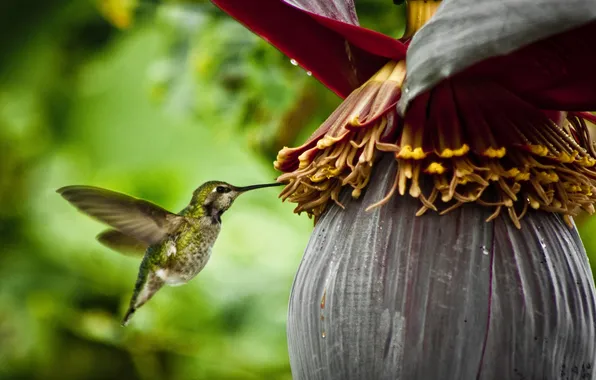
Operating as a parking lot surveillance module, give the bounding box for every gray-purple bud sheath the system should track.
[287,154,596,379]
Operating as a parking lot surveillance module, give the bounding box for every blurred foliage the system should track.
[0,0,321,378]
[1,0,593,379]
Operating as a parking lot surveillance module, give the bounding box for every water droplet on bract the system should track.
[481,245,489,255]
[290,59,298,66]
[306,71,312,76]
[404,87,410,94]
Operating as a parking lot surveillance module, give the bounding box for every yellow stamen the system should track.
[529,145,549,156]
[425,162,446,174]
[398,146,427,159]
[439,144,470,158]
[483,147,507,158]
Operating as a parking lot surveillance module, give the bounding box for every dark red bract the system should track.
[213,0,406,97]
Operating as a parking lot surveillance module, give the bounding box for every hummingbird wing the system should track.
[57,185,185,245]
[96,229,148,256]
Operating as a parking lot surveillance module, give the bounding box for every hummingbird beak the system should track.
[233,182,284,193]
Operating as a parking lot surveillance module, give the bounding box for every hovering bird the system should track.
[57,181,282,325]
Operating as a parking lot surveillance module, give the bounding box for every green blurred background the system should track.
[1,1,595,379]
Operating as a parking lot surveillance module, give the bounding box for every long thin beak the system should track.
[234,182,284,193]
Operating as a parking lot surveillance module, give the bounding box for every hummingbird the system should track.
[57,181,282,326]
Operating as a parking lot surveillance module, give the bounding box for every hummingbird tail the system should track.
[121,271,165,326]
[122,307,136,326]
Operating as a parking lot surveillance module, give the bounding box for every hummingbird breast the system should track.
[159,220,221,285]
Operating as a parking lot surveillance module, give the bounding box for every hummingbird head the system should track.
[190,181,282,220]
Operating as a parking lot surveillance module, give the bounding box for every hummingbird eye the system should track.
[215,186,230,193]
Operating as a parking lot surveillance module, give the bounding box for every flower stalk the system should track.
[402,0,442,39]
